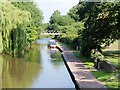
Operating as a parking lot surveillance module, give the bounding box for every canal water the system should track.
[1,38,75,88]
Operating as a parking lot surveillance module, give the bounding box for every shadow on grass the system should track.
[91,70,111,81]
[73,51,93,62]
[103,50,120,56]
[73,51,119,88]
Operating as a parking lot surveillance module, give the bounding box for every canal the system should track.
[1,38,75,88]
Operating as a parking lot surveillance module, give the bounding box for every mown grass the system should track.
[73,51,119,88]
[102,50,120,71]
[92,71,118,88]
[103,50,120,56]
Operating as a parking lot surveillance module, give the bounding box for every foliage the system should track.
[48,2,120,58]
[76,2,120,57]
[40,23,49,32]
[49,10,61,25]
[46,23,59,33]
[1,1,30,55]
[56,22,84,49]
[0,0,43,57]
[48,10,75,33]
[68,5,79,21]
[48,9,84,48]
[12,1,43,46]
[49,10,74,26]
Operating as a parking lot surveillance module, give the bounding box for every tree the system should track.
[12,1,43,46]
[68,5,79,21]
[1,1,31,54]
[0,0,43,57]
[47,23,59,33]
[76,2,120,57]
[49,10,61,24]
[48,10,75,33]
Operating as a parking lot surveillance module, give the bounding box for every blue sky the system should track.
[34,0,79,23]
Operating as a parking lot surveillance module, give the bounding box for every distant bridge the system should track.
[41,33,61,35]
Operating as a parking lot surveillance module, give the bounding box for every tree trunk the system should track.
[80,45,92,58]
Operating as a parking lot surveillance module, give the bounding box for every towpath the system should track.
[57,41,107,90]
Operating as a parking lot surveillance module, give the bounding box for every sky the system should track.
[34,0,79,23]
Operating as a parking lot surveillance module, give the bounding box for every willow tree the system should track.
[0,0,43,57]
[1,1,30,55]
[12,1,43,47]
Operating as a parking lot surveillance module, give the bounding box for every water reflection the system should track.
[49,48,63,68]
[24,43,41,63]
[2,38,75,88]
[2,44,42,88]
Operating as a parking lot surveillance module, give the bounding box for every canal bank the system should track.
[56,41,107,89]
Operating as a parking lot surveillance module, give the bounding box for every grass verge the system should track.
[73,51,119,88]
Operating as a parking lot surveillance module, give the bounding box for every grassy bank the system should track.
[73,51,119,88]
[58,41,119,88]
